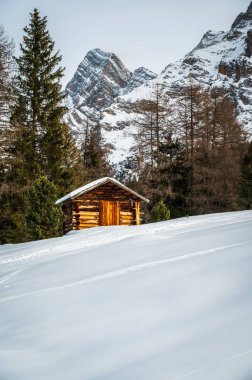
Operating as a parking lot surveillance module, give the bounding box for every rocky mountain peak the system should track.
[66,4,252,169]
[231,1,252,29]
[122,67,157,95]
[246,1,252,17]
[132,67,156,77]
[66,48,131,110]
[65,48,156,130]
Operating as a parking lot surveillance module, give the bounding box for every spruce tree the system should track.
[0,27,22,245]
[11,8,78,192]
[0,26,15,162]
[1,9,81,243]
[81,121,112,181]
[25,176,63,240]
[239,143,252,209]
[150,200,170,223]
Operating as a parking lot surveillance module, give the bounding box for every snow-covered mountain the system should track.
[66,48,156,130]
[1,211,252,379]
[66,2,252,165]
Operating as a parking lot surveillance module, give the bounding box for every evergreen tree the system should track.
[11,8,78,191]
[0,188,29,244]
[239,143,252,209]
[25,176,63,240]
[0,26,15,181]
[0,9,81,243]
[81,120,112,181]
[0,26,15,163]
[0,27,21,245]
[150,200,170,222]
[140,135,189,221]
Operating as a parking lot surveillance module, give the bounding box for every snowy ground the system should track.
[0,211,252,380]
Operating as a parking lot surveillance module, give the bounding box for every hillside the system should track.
[0,211,252,380]
[66,2,252,166]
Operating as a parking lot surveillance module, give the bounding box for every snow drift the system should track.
[0,211,252,380]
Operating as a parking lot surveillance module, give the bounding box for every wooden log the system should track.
[74,214,99,219]
[120,217,133,222]
[77,202,100,206]
[73,213,99,218]
[120,213,133,218]
[77,211,99,215]
[77,208,99,212]
[74,215,99,220]
[120,211,133,216]
[74,200,100,206]
[77,219,99,224]
[81,203,100,206]
[77,223,99,228]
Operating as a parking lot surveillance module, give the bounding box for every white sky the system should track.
[0,0,250,86]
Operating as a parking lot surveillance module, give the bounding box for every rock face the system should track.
[66,48,156,123]
[66,48,131,111]
[122,67,157,95]
[232,1,252,29]
[66,2,252,167]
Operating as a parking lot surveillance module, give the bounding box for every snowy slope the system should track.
[0,211,252,380]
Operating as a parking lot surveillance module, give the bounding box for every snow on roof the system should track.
[55,177,149,205]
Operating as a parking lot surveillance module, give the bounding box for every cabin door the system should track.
[100,201,120,226]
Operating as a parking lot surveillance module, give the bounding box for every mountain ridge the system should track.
[66,48,156,120]
[66,2,252,166]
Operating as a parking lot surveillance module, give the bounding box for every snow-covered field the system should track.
[0,211,252,380]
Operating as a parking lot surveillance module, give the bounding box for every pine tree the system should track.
[0,26,15,183]
[140,135,189,221]
[11,8,78,191]
[0,9,81,243]
[0,26,15,163]
[25,176,63,240]
[81,120,112,182]
[0,27,21,245]
[150,200,170,223]
[239,143,252,209]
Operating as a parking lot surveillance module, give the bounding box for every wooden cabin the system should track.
[56,177,149,234]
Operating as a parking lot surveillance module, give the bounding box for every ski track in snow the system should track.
[0,239,251,303]
[0,211,252,380]
[0,270,23,285]
[171,349,252,380]
[0,211,251,270]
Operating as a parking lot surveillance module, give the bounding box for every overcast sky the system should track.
[0,0,250,86]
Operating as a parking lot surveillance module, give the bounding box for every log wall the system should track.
[62,182,142,233]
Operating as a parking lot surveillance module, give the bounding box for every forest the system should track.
[0,9,252,244]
